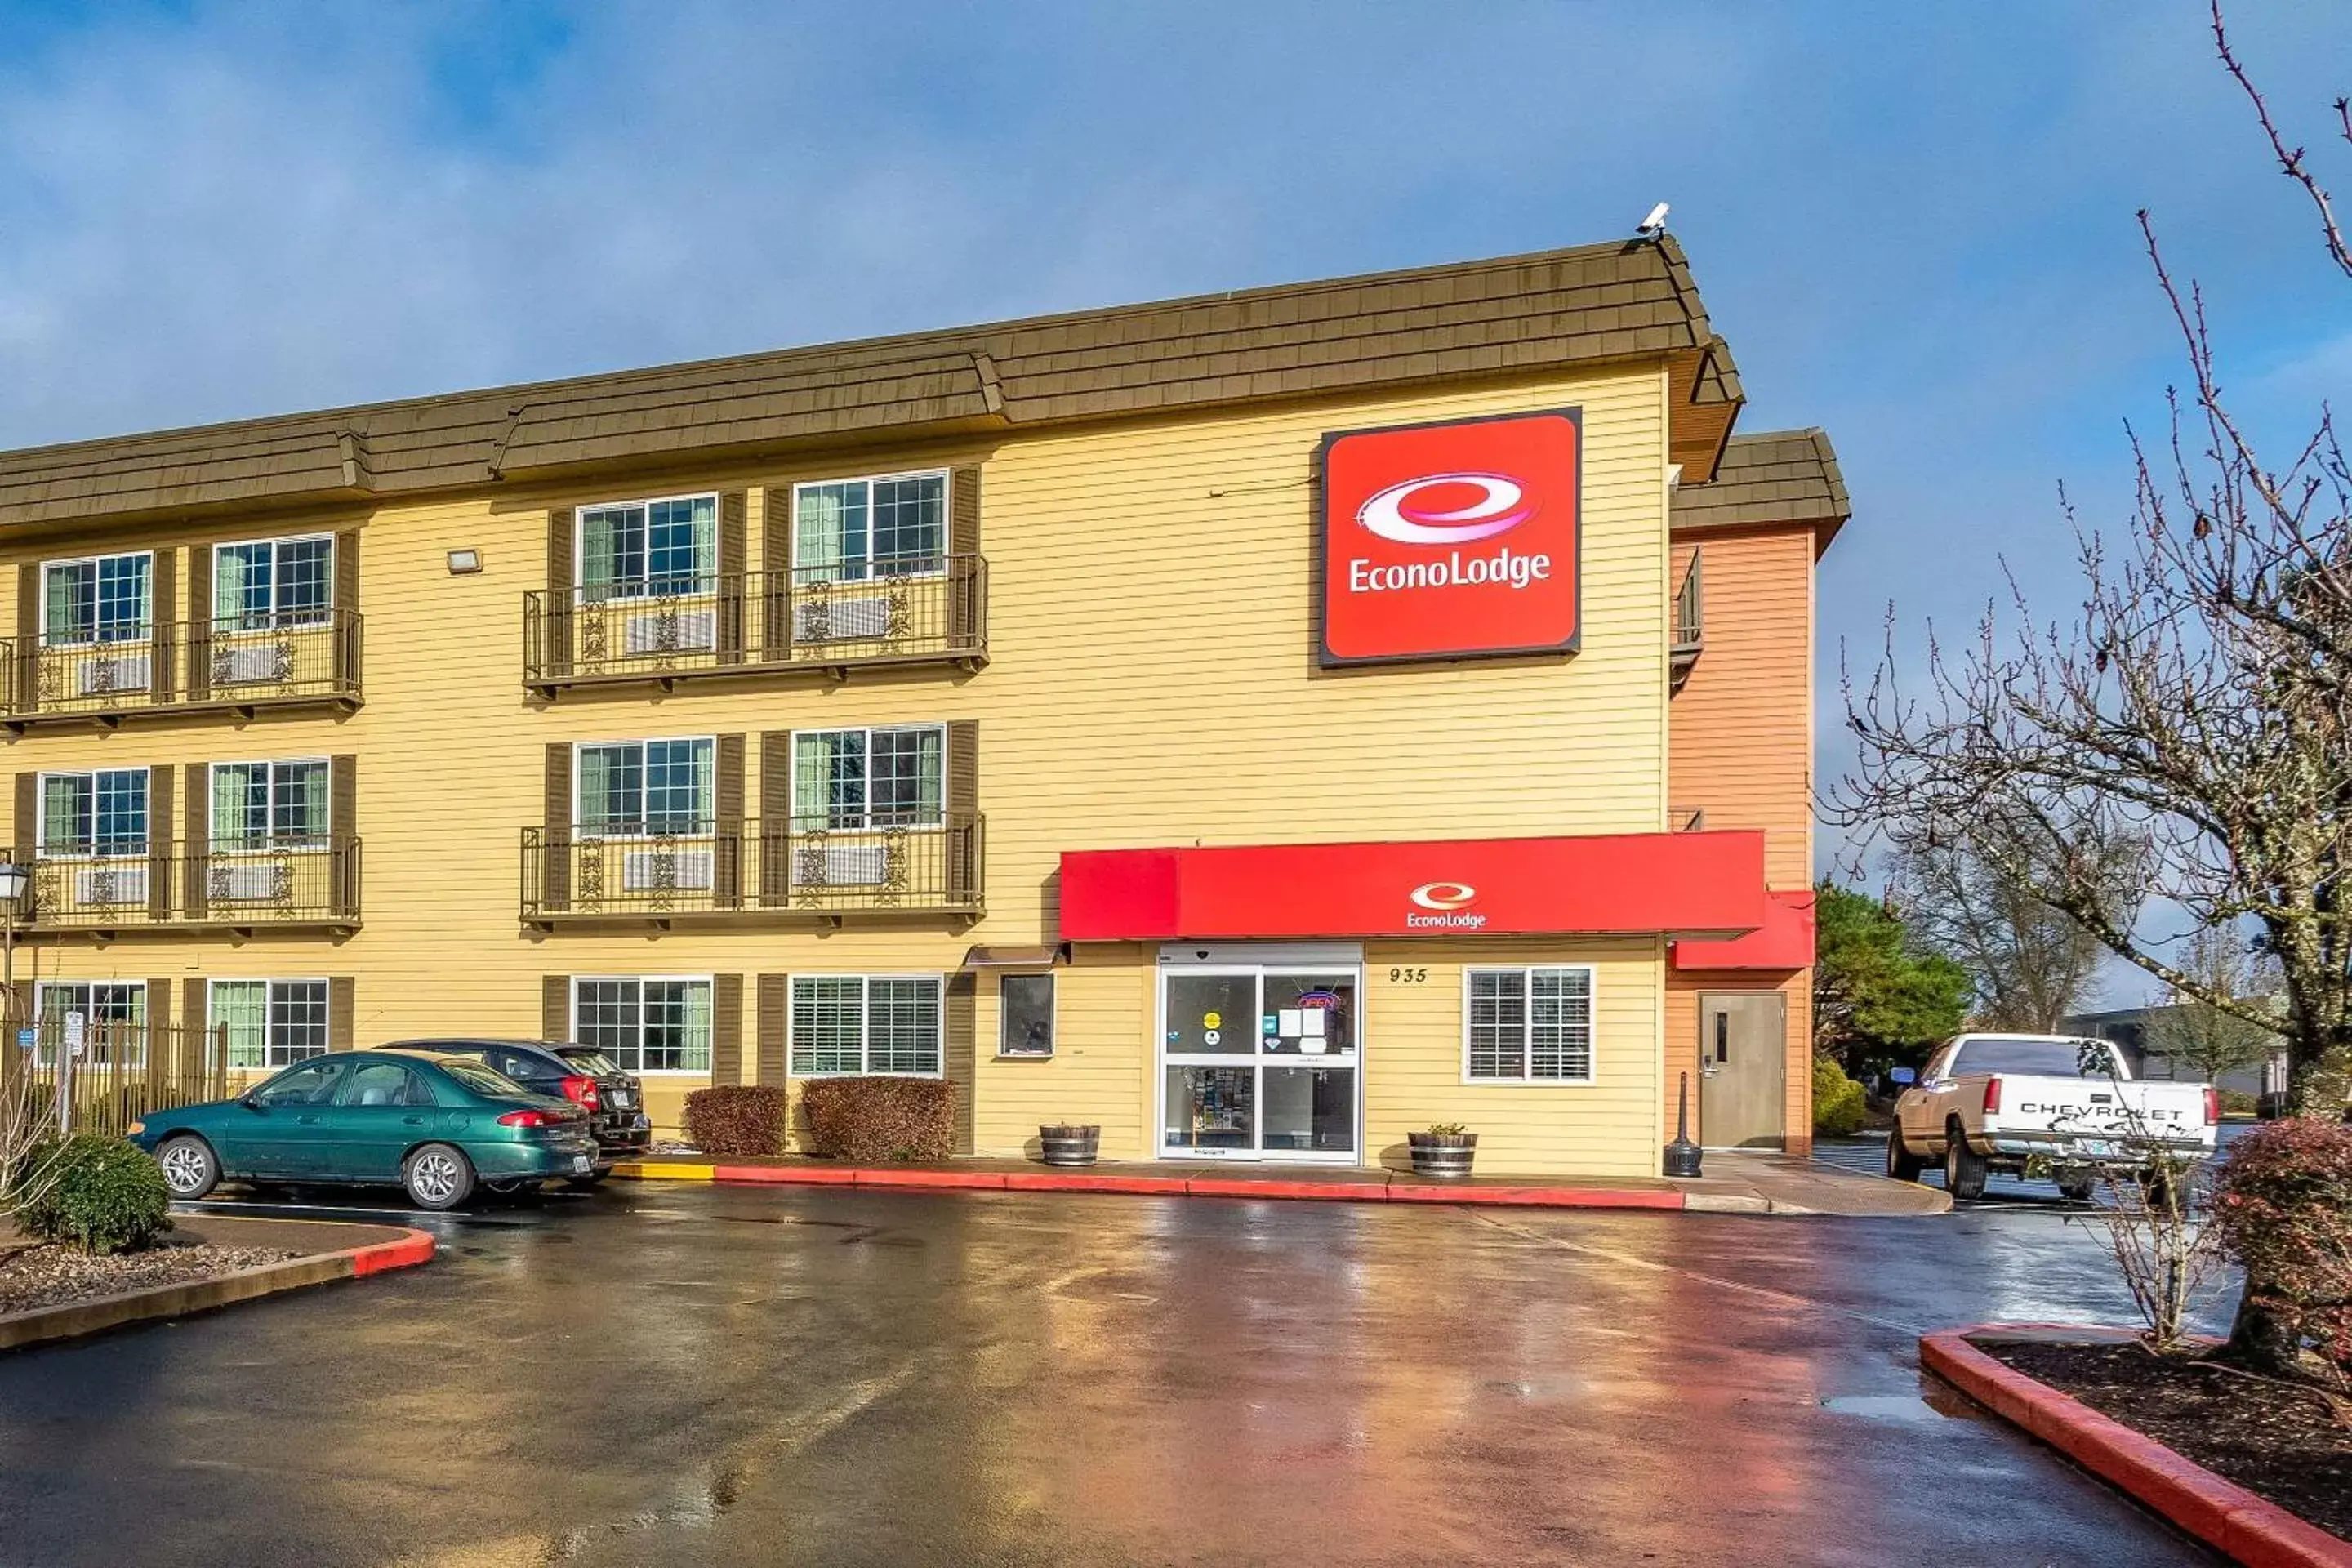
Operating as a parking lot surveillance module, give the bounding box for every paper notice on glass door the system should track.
[1300,1009,1326,1038]
[1277,1009,1304,1038]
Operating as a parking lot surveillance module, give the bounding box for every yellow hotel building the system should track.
[0,235,1846,1176]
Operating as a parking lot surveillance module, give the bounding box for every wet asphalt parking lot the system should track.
[0,1178,2231,1567]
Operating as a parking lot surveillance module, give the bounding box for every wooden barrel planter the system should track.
[1038,1124,1101,1167]
[1407,1129,1477,1179]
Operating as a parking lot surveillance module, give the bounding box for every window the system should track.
[1465,967,1595,1083]
[34,981,146,1066]
[572,978,712,1072]
[794,471,947,581]
[210,760,329,850]
[40,769,149,858]
[791,726,943,829]
[998,973,1055,1058]
[212,979,330,1069]
[253,1058,349,1108]
[42,552,151,646]
[790,975,942,1076]
[578,493,715,601]
[338,1060,433,1108]
[214,537,332,630]
[574,738,713,835]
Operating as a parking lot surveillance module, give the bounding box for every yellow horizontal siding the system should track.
[2,364,1676,1155]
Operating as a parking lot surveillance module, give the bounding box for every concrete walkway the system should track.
[611,1149,1949,1216]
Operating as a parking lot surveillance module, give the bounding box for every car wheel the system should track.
[2056,1171,2096,1202]
[403,1144,475,1211]
[1944,1121,1989,1201]
[1885,1131,1926,1182]
[154,1135,220,1200]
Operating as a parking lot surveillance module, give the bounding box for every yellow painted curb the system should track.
[611,1160,715,1181]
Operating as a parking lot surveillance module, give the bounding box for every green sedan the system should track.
[128,1049,600,1210]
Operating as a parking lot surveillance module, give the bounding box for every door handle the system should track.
[403,1115,426,1125]
[296,1114,322,1125]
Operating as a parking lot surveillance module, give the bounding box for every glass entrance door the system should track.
[1160,967,1358,1161]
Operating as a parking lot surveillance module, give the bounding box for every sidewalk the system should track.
[611,1149,1949,1217]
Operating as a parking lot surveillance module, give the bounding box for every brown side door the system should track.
[1698,991,1788,1149]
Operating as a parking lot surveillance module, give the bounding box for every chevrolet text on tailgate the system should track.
[1886,1033,2219,1200]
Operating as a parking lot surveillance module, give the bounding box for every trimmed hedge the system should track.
[1811,1055,1867,1138]
[18,1134,172,1255]
[683,1085,788,1159]
[800,1077,956,1162]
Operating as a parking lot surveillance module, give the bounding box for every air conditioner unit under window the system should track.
[75,864,148,906]
[795,841,892,887]
[208,861,291,902]
[622,849,714,892]
[794,596,893,644]
[212,644,292,687]
[621,609,715,656]
[75,653,151,697]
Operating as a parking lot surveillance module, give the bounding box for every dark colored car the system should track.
[385,1039,652,1174]
[129,1049,598,1210]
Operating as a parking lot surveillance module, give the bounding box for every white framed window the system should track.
[793,470,947,581]
[210,759,330,850]
[213,536,333,630]
[212,978,330,1069]
[572,977,713,1073]
[997,972,1055,1058]
[577,492,715,602]
[1463,966,1596,1084]
[790,974,942,1076]
[790,725,944,830]
[34,980,146,1066]
[41,550,152,647]
[39,768,149,858]
[573,737,714,837]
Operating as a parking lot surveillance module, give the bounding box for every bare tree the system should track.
[1887,819,2141,1031]
[1835,3,2350,1370]
[2143,926,2283,1085]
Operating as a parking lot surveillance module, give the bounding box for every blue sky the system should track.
[0,1,2346,998]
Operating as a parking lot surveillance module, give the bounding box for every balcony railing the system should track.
[520,814,984,923]
[1669,550,1704,692]
[522,558,988,694]
[1,609,363,729]
[11,838,363,932]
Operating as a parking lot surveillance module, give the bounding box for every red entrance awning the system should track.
[1670,889,1815,971]
[1058,831,1766,943]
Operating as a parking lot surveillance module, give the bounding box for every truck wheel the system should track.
[2056,1171,2096,1202]
[1885,1132,1926,1182]
[1944,1121,1988,1201]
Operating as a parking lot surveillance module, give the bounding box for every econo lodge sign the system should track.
[1318,408,1582,665]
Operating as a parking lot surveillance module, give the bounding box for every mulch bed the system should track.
[1989,1341,2352,1541]
[0,1236,296,1316]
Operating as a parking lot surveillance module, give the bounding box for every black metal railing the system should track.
[11,837,363,929]
[0,608,363,725]
[1670,550,1704,690]
[522,558,987,690]
[521,813,983,920]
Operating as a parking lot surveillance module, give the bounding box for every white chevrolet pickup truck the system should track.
[1887,1033,2218,1200]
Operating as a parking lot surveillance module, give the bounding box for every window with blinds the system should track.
[1464,967,1595,1083]
[789,974,942,1076]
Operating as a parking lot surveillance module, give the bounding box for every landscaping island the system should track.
[0,1229,296,1316]
[1985,1340,2352,1544]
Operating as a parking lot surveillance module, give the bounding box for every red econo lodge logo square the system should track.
[1319,408,1583,665]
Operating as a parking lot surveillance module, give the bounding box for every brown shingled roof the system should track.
[0,236,1741,529]
[1671,427,1850,541]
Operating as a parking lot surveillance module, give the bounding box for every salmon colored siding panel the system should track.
[1668,527,1816,889]
[1665,968,1814,1152]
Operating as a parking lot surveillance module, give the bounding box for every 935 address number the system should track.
[1387,967,1429,984]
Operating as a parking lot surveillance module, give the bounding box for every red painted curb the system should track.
[345,1228,437,1278]
[1921,1326,2352,1568]
[672,1162,1693,1209]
